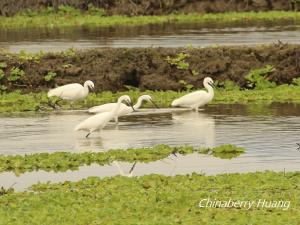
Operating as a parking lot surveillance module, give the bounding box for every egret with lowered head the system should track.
[47,80,94,107]
[74,95,133,138]
[88,95,158,123]
[171,77,214,111]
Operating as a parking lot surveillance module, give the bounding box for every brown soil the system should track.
[0,44,300,92]
[0,0,299,16]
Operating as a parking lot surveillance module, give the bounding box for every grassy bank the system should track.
[1,84,300,113]
[0,171,299,224]
[0,144,244,175]
[1,10,300,29]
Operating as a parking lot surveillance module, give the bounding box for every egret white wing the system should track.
[88,103,117,113]
[74,112,111,131]
[89,103,130,115]
[47,83,83,100]
[172,90,207,107]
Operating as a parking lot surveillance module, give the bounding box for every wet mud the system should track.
[0,43,300,92]
[0,0,299,16]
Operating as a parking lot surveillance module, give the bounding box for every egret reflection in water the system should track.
[172,111,215,147]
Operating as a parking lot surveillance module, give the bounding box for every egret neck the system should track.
[133,97,144,110]
[111,98,124,117]
[83,82,90,96]
[204,81,214,101]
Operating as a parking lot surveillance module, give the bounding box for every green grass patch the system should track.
[0,144,244,175]
[1,84,300,113]
[1,10,300,29]
[0,171,299,224]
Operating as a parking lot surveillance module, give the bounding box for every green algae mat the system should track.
[0,171,299,225]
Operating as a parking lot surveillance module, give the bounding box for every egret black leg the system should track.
[53,99,62,109]
[70,102,75,110]
[56,99,62,107]
[86,132,91,138]
[129,161,137,174]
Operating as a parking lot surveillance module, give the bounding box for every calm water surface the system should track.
[1,24,300,52]
[1,103,300,190]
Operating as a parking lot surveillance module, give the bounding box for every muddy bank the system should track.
[0,0,299,16]
[0,44,300,92]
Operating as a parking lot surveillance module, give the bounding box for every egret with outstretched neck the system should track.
[171,77,214,111]
[47,80,94,107]
[74,95,133,138]
[88,95,158,123]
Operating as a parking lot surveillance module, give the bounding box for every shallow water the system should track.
[1,155,297,191]
[1,103,300,155]
[1,103,300,190]
[1,24,300,52]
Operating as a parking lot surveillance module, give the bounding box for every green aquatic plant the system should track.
[0,62,7,82]
[179,80,194,91]
[245,65,276,90]
[0,69,4,80]
[0,171,299,224]
[0,85,7,91]
[0,62,7,69]
[211,144,245,159]
[7,67,25,82]
[44,71,57,82]
[292,77,300,86]
[87,3,106,16]
[61,48,76,57]
[218,80,240,91]
[18,50,45,62]
[0,144,245,175]
[191,69,199,76]
[166,52,190,70]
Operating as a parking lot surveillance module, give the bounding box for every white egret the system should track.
[88,95,159,123]
[171,77,214,111]
[47,80,94,107]
[74,95,133,138]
